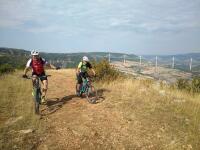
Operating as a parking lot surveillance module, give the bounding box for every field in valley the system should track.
[112,61,193,83]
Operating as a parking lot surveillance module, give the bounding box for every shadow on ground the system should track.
[41,94,76,116]
[95,88,111,103]
[41,88,110,116]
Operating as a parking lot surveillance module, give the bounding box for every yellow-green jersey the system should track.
[78,61,92,73]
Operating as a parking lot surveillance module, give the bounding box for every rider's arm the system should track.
[50,64,56,69]
[23,67,30,75]
[42,58,56,69]
[23,59,31,76]
[91,68,96,76]
[76,68,81,74]
[76,62,82,74]
[87,62,95,76]
[46,63,56,69]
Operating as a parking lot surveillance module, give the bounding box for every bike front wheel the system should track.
[86,85,98,104]
[33,88,41,115]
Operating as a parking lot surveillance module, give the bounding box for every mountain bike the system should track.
[23,75,42,115]
[77,76,98,104]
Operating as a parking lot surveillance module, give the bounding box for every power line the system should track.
[172,56,175,69]
[189,58,192,71]
[155,56,158,72]
[123,55,126,65]
[109,53,110,63]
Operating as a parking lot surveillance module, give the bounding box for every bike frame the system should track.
[80,77,90,94]
[78,76,97,104]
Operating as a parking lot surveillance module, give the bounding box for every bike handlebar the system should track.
[22,74,28,78]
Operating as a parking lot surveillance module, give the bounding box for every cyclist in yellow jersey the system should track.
[76,56,96,95]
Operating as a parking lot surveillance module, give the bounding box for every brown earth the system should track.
[34,69,200,150]
[1,69,199,150]
[38,69,125,150]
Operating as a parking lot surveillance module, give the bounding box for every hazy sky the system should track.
[0,0,200,55]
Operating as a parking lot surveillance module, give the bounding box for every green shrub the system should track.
[176,77,200,93]
[0,64,15,75]
[191,76,200,93]
[93,59,121,82]
[176,78,190,90]
[0,55,27,70]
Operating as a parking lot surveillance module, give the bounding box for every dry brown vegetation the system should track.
[0,69,200,149]
[96,78,200,149]
[0,71,45,149]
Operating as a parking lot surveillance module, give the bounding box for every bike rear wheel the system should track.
[86,85,97,104]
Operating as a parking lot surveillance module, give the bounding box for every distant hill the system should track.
[0,48,29,69]
[1,47,199,74]
[0,47,138,68]
[0,47,29,56]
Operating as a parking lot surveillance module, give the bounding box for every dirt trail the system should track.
[31,69,199,149]
[38,69,125,150]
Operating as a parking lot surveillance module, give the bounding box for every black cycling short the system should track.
[32,72,47,81]
[77,72,89,84]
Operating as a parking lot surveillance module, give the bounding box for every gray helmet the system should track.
[83,56,89,61]
[31,50,39,56]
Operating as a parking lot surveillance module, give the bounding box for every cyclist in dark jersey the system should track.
[76,56,95,95]
[23,50,55,103]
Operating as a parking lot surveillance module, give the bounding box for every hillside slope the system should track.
[41,70,200,149]
[1,69,200,149]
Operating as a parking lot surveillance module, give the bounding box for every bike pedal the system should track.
[41,100,47,105]
[76,91,80,96]
[41,102,46,105]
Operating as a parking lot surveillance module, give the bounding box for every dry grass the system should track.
[96,78,200,149]
[0,70,200,149]
[0,71,45,150]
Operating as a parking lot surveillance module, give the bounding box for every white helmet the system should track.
[83,56,89,62]
[31,50,39,56]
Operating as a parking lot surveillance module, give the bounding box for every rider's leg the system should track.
[40,79,48,103]
[41,79,48,97]
[77,80,81,92]
[76,74,79,92]
[77,83,80,92]
[39,73,48,100]
[32,75,37,87]
[76,73,83,95]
